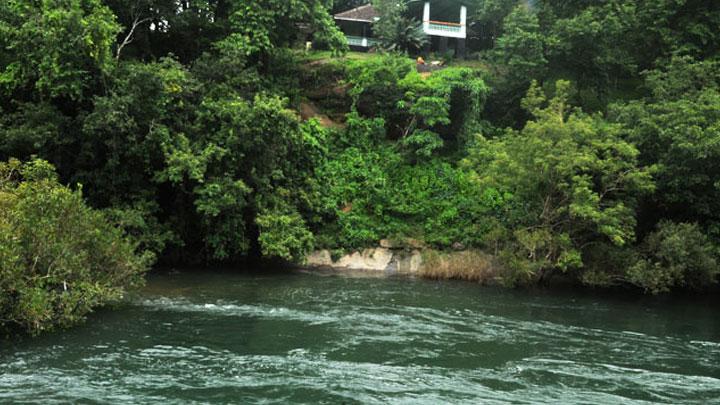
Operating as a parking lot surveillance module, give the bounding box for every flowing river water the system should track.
[1,270,720,404]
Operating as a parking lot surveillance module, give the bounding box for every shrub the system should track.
[0,159,150,336]
[256,209,315,262]
[627,222,718,294]
[466,81,654,285]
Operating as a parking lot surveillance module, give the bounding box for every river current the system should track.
[1,270,719,404]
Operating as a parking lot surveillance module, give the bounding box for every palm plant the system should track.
[372,0,428,53]
[379,16,429,52]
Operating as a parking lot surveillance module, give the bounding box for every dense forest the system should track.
[1,0,719,335]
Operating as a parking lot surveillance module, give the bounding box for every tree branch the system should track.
[116,15,152,60]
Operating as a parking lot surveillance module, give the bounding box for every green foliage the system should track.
[400,129,443,158]
[2,0,720,298]
[611,57,720,239]
[378,17,428,53]
[347,54,414,126]
[643,56,720,100]
[0,159,149,336]
[155,92,328,261]
[313,114,499,250]
[348,56,487,148]
[217,0,347,58]
[78,58,196,207]
[628,222,718,294]
[547,1,638,99]
[0,103,68,161]
[0,0,120,102]
[480,5,546,127]
[372,0,427,53]
[473,0,524,49]
[467,81,654,285]
[496,5,547,81]
[257,209,315,262]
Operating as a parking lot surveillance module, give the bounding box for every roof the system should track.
[334,4,380,23]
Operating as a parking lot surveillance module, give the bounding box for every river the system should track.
[1,270,719,404]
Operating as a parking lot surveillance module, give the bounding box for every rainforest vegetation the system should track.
[1,0,719,334]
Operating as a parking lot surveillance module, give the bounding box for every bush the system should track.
[256,209,314,262]
[313,114,501,251]
[466,81,654,285]
[0,159,150,336]
[627,222,718,294]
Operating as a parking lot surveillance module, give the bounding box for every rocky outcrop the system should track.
[304,245,500,283]
[305,248,423,274]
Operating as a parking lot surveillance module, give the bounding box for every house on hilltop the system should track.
[333,4,381,50]
[333,1,469,57]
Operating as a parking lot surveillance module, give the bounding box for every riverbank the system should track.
[305,240,501,283]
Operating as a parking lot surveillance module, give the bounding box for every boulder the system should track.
[305,250,333,266]
[379,239,396,248]
[334,248,393,271]
[396,250,423,274]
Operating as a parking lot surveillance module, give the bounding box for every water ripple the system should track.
[1,273,719,404]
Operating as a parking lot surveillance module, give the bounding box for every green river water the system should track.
[1,270,719,404]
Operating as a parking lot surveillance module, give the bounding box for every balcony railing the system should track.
[427,21,462,33]
[346,35,378,47]
[423,20,466,38]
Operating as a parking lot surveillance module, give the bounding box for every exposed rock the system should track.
[379,239,395,248]
[335,248,393,271]
[452,242,465,251]
[304,246,497,282]
[306,249,333,266]
[395,250,423,273]
[305,247,421,273]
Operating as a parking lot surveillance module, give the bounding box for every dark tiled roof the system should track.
[334,4,380,23]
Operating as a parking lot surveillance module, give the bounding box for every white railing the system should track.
[427,22,461,33]
[423,21,466,38]
[346,35,378,47]
[422,2,467,39]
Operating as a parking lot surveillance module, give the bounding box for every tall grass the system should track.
[419,250,500,283]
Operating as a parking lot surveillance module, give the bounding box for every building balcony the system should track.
[423,20,466,38]
[421,2,467,39]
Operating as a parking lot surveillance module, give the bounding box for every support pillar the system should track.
[439,36,448,55]
[423,2,430,32]
[457,38,466,59]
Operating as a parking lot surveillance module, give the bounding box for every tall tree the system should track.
[467,81,653,284]
[0,0,120,104]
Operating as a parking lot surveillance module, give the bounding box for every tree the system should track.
[0,0,120,103]
[496,5,546,81]
[156,94,326,261]
[347,55,487,147]
[627,222,718,294]
[472,0,523,49]
[467,81,654,284]
[484,4,546,127]
[372,0,427,53]
[611,57,720,238]
[217,0,347,60]
[546,1,639,107]
[0,159,150,336]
